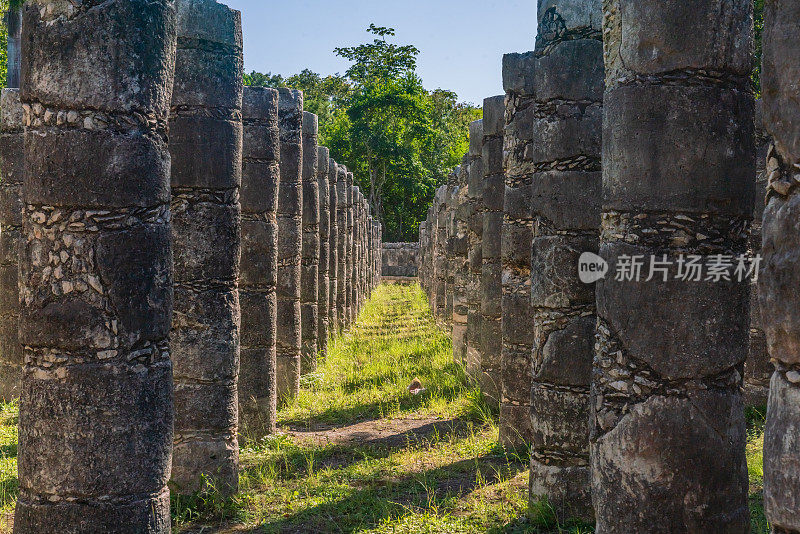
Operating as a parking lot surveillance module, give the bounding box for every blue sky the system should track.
[225,0,539,106]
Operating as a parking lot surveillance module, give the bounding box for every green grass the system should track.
[0,284,775,533]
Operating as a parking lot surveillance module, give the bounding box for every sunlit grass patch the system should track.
[0,401,18,532]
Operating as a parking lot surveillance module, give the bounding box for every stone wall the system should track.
[381,242,419,278]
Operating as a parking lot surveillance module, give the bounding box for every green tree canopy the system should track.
[246,24,479,241]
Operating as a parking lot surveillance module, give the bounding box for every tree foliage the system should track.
[246,25,479,241]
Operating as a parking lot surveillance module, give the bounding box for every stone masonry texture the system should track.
[328,159,339,332]
[239,86,279,438]
[336,165,348,331]
[300,112,320,373]
[501,51,536,448]
[480,97,504,409]
[15,0,177,530]
[345,172,354,326]
[169,0,243,496]
[0,89,23,402]
[382,242,419,278]
[452,157,470,367]
[761,0,800,531]
[277,88,303,402]
[527,0,602,521]
[317,148,331,360]
[745,101,771,407]
[592,0,753,531]
[466,120,484,383]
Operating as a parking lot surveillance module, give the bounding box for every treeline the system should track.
[244,25,481,242]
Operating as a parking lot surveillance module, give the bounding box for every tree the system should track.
[244,24,479,242]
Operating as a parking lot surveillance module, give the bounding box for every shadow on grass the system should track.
[242,418,479,484]
[257,452,529,534]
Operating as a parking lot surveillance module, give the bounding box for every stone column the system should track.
[761,1,800,531]
[328,159,339,332]
[593,0,753,530]
[481,95,505,406]
[0,89,23,401]
[466,120,484,382]
[500,52,536,447]
[345,172,355,325]
[317,148,331,359]
[445,171,458,328]
[170,0,242,495]
[15,0,176,529]
[276,88,303,401]
[744,101,771,407]
[336,165,348,330]
[351,186,361,322]
[300,112,320,373]
[453,157,470,366]
[239,86,279,438]
[435,185,449,321]
[528,0,603,519]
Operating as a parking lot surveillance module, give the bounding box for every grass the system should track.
[0,283,774,532]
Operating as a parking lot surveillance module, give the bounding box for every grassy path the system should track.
[0,283,770,532]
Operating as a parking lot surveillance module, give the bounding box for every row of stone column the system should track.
[418,0,788,530]
[2,0,382,531]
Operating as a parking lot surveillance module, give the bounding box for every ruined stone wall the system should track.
[239,86,279,438]
[276,88,303,401]
[761,1,800,531]
[170,0,242,495]
[317,148,331,359]
[466,120,484,382]
[0,89,23,401]
[500,53,536,447]
[526,0,603,520]
[592,0,753,530]
[16,0,176,529]
[445,172,457,328]
[300,112,320,373]
[480,95,506,405]
[381,242,419,278]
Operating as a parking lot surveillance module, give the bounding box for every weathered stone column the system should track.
[419,222,428,287]
[276,88,303,401]
[328,159,339,332]
[745,101,771,407]
[761,1,800,531]
[445,171,458,328]
[501,53,536,447]
[239,86,279,438]
[351,186,361,322]
[301,112,320,373]
[466,120,484,382]
[452,158,470,366]
[481,95,505,406]
[317,148,331,359]
[345,172,355,325]
[528,0,603,519]
[0,89,23,401]
[593,0,753,530]
[434,185,449,321]
[170,0,242,495]
[16,0,176,529]
[336,165,348,330]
